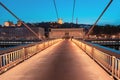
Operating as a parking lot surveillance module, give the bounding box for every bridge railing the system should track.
[72,39,120,80]
[0,39,62,74]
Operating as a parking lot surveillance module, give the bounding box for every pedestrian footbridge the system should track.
[0,39,120,80]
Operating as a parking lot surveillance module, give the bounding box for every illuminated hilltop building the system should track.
[58,18,63,24]
[17,21,23,27]
[4,21,15,27]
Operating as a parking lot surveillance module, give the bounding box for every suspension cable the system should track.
[53,0,59,20]
[85,0,113,38]
[72,0,76,23]
[0,2,40,40]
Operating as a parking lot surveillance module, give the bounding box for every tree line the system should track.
[91,25,120,35]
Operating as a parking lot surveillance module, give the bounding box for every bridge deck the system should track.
[0,40,113,80]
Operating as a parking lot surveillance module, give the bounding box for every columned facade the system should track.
[49,28,85,39]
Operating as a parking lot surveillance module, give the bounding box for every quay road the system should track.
[0,40,113,80]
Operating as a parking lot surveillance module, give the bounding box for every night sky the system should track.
[0,0,120,25]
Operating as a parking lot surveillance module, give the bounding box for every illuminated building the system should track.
[17,21,23,27]
[58,18,63,24]
[49,28,85,39]
[4,21,15,27]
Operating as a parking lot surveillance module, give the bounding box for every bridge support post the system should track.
[0,56,1,71]
[91,47,94,59]
[112,56,115,77]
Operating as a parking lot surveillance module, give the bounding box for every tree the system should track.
[0,25,2,27]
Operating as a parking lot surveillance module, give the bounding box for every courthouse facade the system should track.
[49,28,85,39]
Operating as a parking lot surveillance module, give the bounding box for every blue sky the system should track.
[0,0,120,25]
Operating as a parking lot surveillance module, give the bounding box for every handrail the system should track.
[0,39,61,55]
[72,39,120,80]
[0,39,62,74]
